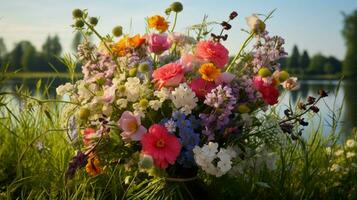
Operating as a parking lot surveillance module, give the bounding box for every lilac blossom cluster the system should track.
[200,85,237,140]
[82,52,117,85]
[252,31,287,73]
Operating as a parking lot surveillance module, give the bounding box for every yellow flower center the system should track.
[199,63,221,81]
[156,138,166,148]
[127,121,138,132]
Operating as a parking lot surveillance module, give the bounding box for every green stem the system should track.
[83,20,112,54]
[170,12,178,32]
[226,32,254,72]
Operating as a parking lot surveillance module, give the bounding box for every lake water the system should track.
[3,78,357,139]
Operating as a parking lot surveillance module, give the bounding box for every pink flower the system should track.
[253,76,279,105]
[195,40,229,68]
[102,85,116,103]
[118,111,147,141]
[189,77,216,98]
[179,53,203,72]
[141,124,181,169]
[82,128,99,146]
[152,63,184,89]
[147,33,171,54]
[215,72,235,85]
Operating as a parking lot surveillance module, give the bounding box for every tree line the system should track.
[280,45,343,76]
[0,32,83,72]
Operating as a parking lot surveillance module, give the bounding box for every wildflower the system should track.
[124,77,143,102]
[82,128,100,146]
[141,124,181,169]
[154,87,171,102]
[195,40,229,68]
[334,149,344,157]
[346,139,356,148]
[147,33,171,54]
[152,63,184,89]
[282,77,299,91]
[347,152,356,158]
[189,77,216,98]
[215,72,235,85]
[56,83,74,96]
[118,111,147,141]
[171,83,198,115]
[85,153,101,176]
[246,15,265,33]
[179,53,202,72]
[66,151,88,179]
[148,15,169,32]
[149,100,162,111]
[199,63,221,81]
[330,163,343,173]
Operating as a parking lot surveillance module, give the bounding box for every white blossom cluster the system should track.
[193,142,237,177]
[170,83,198,115]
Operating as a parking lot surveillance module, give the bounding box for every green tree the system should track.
[72,31,83,52]
[288,45,300,73]
[300,50,310,71]
[325,56,342,74]
[309,54,327,74]
[342,10,357,77]
[0,38,7,66]
[20,41,37,71]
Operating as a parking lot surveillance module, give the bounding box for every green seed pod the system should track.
[74,20,85,28]
[258,67,271,77]
[78,107,90,120]
[279,71,290,82]
[112,26,123,37]
[128,68,137,77]
[238,104,250,113]
[170,2,183,13]
[138,63,150,73]
[89,17,98,26]
[72,9,83,18]
[139,155,154,169]
[139,99,149,108]
[165,7,172,15]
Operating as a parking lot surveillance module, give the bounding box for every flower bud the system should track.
[278,71,290,82]
[139,154,154,169]
[258,67,271,77]
[112,26,123,37]
[139,99,149,108]
[72,9,83,18]
[79,107,90,120]
[165,8,172,15]
[246,15,265,34]
[118,85,126,93]
[74,20,85,28]
[238,104,250,113]
[138,63,150,73]
[89,17,98,26]
[128,68,137,77]
[170,2,183,13]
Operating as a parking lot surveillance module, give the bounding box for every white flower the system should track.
[56,83,74,96]
[330,164,343,173]
[124,77,142,102]
[171,83,198,115]
[193,143,236,177]
[149,100,162,111]
[347,152,356,158]
[165,119,176,133]
[154,87,171,102]
[326,147,332,154]
[346,139,356,148]
[116,98,128,109]
[246,15,265,32]
[334,149,344,157]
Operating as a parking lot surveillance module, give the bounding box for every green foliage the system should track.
[342,10,357,78]
[309,53,327,74]
[287,45,300,69]
[300,50,310,72]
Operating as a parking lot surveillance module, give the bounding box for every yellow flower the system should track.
[199,63,221,81]
[112,34,146,57]
[148,15,169,32]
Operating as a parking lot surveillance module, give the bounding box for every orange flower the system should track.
[85,153,101,176]
[148,15,169,32]
[199,63,221,81]
[112,34,146,57]
[128,34,146,48]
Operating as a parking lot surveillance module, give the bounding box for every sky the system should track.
[0,0,357,59]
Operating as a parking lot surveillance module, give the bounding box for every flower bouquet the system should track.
[57,2,324,199]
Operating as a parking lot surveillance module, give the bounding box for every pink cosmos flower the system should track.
[152,63,184,89]
[147,33,171,54]
[195,40,229,68]
[141,124,181,169]
[189,77,216,98]
[118,111,147,141]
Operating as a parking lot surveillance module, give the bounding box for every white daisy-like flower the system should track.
[116,98,128,109]
[124,77,142,102]
[171,83,198,115]
[346,139,356,148]
[154,87,171,102]
[56,82,74,96]
[149,100,162,111]
[347,152,356,158]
